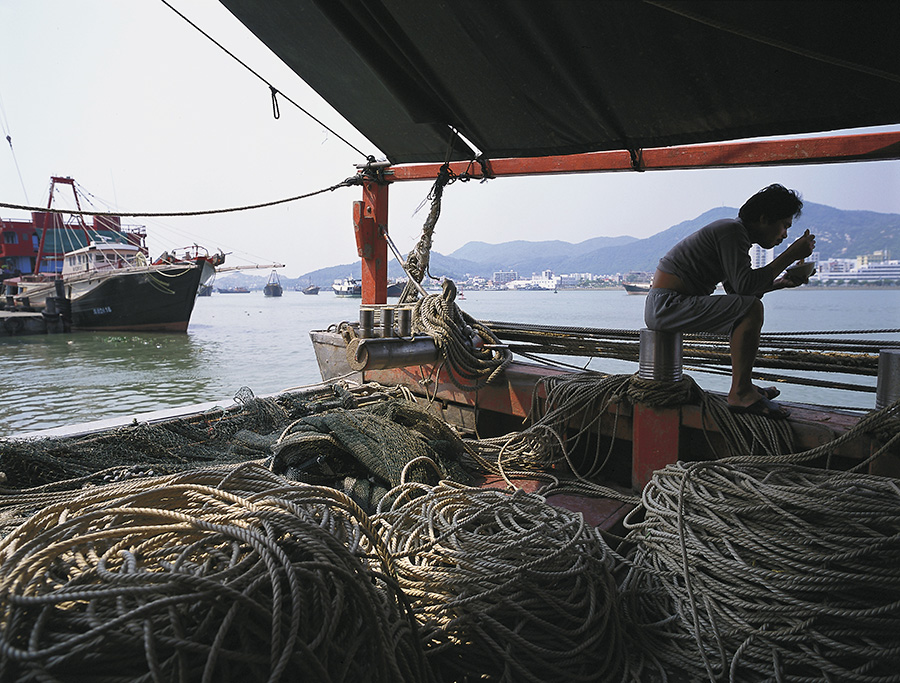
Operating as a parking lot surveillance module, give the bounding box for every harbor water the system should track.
[2,288,897,438]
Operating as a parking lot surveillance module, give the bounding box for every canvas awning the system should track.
[220,1,900,164]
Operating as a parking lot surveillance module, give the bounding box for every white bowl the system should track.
[786,261,816,280]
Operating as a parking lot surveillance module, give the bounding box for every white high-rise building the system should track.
[749,244,774,268]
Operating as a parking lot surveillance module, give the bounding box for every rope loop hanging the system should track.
[399,163,453,305]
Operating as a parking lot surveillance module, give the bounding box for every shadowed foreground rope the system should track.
[0,464,432,683]
[619,460,900,682]
[372,481,625,683]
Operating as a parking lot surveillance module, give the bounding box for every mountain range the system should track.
[216,202,900,289]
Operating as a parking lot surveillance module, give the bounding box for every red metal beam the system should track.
[355,181,388,304]
[382,131,900,182]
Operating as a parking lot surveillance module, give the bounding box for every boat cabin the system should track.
[61,240,144,276]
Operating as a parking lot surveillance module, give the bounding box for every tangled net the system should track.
[372,481,625,682]
[0,383,400,490]
[619,460,900,682]
[270,398,473,511]
[0,464,432,683]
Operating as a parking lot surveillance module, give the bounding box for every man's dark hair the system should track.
[738,184,803,224]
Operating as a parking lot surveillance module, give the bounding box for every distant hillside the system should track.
[232,201,899,286]
[450,236,638,273]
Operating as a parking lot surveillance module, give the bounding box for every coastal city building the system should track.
[492,270,518,285]
[749,244,774,269]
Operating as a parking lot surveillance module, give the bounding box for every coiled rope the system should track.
[412,279,512,391]
[619,460,900,682]
[373,481,625,683]
[0,463,432,683]
[467,371,797,499]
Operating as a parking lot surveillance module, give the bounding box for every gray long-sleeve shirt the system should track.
[656,218,774,296]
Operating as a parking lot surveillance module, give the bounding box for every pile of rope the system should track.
[411,279,512,391]
[0,464,432,683]
[373,481,625,682]
[618,460,900,682]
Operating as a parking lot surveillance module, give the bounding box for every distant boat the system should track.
[623,282,652,295]
[298,279,320,295]
[332,277,362,297]
[263,270,283,297]
[218,286,250,294]
[386,281,405,297]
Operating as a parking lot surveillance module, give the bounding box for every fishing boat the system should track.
[217,2,899,678]
[622,282,651,295]
[2,4,899,682]
[263,270,283,297]
[1,178,222,332]
[332,276,362,297]
[298,280,319,295]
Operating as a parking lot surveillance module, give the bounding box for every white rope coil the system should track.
[0,464,431,683]
[620,461,900,682]
[372,481,625,682]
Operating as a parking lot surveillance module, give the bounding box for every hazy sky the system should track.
[2,1,899,277]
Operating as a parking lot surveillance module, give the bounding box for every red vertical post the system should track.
[631,404,681,491]
[354,180,388,304]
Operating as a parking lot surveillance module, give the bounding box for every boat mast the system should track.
[33,177,92,275]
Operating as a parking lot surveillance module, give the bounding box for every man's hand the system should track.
[790,229,816,259]
[780,267,816,288]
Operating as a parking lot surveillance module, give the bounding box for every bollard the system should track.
[876,349,900,409]
[633,328,683,491]
[638,328,683,381]
[359,307,374,339]
[398,306,412,337]
[381,306,394,338]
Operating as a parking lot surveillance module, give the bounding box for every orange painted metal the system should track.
[355,181,388,304]
[631,403,682,490]
[365,361,564,418]
[382,131,900,182]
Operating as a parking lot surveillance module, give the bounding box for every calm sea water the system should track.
[2,288,897,437]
